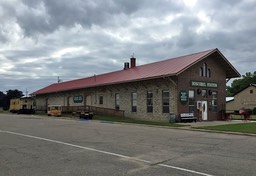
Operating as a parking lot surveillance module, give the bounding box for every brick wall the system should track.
[177,55,227,120]
[35,78,177,121]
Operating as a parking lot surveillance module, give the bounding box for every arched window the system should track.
[203,63,207,77]
[207,69,211,77]
[199,63,211,77]
[199,67,203,76]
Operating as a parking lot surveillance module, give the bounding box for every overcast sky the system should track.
[1,0,256,95]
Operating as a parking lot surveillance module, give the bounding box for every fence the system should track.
[222,109,255,120]
[36,105,124,118]
[35,106,47,112]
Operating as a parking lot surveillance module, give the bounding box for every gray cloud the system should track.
[17,0,143,37]
[1,0,256,94]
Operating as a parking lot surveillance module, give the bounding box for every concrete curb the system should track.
[97,120,256,137]
[11,113,256,137]
[175,126,256,137]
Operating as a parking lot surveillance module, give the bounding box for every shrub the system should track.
[253,107,256,115]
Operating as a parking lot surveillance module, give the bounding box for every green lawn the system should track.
[194,123,256,134]
[92,115,186,127]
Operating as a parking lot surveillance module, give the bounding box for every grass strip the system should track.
[93,115,186,127]
[194,122,256,134]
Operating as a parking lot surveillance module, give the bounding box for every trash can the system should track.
[168,113,176,123]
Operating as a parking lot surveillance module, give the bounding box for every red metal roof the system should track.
[32,48,240,95]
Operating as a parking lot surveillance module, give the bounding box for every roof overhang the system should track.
[213,49,241,78]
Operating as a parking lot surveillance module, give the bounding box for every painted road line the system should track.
[0,129,214,176]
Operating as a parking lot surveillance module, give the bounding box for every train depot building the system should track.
[32,48,240,121]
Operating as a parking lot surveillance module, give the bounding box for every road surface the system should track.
[1,114,256,176]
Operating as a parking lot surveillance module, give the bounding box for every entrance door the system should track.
[202,101,208,120]
[45,98,48,112]
[86,95,92,106]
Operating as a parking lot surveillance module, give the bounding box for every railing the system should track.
[35,106,47,112]
[90,106,125,117]
[222,109,253,120]
[62,106,87,113]
[62,105,125,118]
[35,105,125,118]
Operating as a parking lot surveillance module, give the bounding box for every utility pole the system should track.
[25,89,28,97]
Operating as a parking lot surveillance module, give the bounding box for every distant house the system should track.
[226,84,256,111]
[32,48,240,121]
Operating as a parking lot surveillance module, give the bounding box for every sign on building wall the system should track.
[180,90,188,105]
[190,81,218,88]
[73,95,83,103]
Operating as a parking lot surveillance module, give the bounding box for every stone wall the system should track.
[35,77,177,121]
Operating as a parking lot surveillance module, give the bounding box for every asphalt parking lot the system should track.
[1,114,256,176]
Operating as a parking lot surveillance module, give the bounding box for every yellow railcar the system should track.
[9,97,35,114]
[9,98,20,113]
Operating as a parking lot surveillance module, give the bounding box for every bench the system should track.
[180,113,197,123]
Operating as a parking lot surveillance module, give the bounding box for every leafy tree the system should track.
[6,89,24,99]
[0,91,8,109]
[0,89,24,110]
[227,71,256,96]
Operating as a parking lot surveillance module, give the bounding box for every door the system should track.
[202,101,208,120]
[45,98,48,112]
[86,95,92,106]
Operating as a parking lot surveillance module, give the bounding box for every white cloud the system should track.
[0,0,255,93]
[196,11,211,34]
[183,0,197,7]
[0,63,14,73]
[51,47,85,58]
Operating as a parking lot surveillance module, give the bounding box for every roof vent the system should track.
[124,62,129,70]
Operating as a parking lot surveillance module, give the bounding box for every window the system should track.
[99,95,103,104]
[189,90,195,113]
[203,63,207,77]
[199,67,203,77]
[201,89,207,98]
[147,91,153,113]
[250,90,253,94]
[200,63,211,77]
[131,92,137,112]
[115,93,120,110]
[207,69,211,78]
[211,91,217,112]
[162,90,169,113]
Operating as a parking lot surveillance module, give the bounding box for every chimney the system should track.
[130,57,136,68]
[123,62,129,70]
